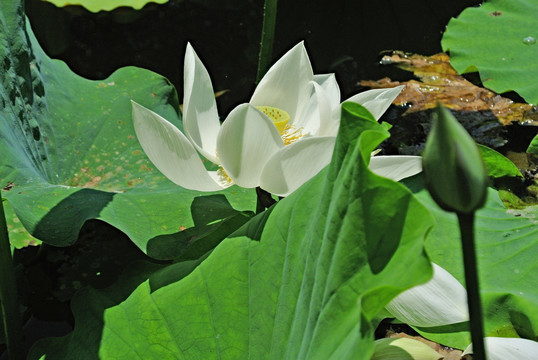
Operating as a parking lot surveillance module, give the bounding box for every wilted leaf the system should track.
[362,52,537,126]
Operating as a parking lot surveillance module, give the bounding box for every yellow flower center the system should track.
[257,106,304,146]
[257,106,290,134]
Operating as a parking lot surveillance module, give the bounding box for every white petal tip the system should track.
[463,337,538,360]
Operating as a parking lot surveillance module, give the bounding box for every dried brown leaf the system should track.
[362,51,538,126]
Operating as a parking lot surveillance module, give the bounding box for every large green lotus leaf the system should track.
[28,103,435,359]
[442,0,538,104]
[403,176,538,348]
[43,0,168,12]
[0,2,255,252]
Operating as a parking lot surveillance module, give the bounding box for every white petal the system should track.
[217,104,284,188]
[183,43,221,164]
[313,73,341,107]
[250,42,314,122]
[259,136,336,197]
[132,101,228,191]
[369,155,423,181]
[463,337,538,360]
[345,85,404,121]
[385,263,469,327]
[313,74,342,136]
[292,82,332,137]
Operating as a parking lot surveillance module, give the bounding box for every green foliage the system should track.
[478,145,523,178]
[42,0,168,13]
[527,133,538,155]
[0,8,255,252]
[27,104,434,360]
[442,0,538,105]
[403,176,538,348]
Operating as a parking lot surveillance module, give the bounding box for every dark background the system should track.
[25,0,482,116]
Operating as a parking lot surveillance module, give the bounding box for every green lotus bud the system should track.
[422,105,488,214]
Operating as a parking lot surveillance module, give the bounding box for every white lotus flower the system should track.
[386,263,538,360]
[132,42,420,196]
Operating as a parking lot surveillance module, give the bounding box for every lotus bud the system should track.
[422,105,488,214]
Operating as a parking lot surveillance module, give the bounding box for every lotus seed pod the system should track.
[422,105,488,214]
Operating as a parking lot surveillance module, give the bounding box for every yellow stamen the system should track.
[217,167,233,184]
[281,125,304,146]
[257,106,290,135]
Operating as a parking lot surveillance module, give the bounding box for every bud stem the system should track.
[457,212,487,360]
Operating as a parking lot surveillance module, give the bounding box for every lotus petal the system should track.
[259,136,336,196]
[369,155,423,181]
[250,42,314,122]
[183,43,221,164]
[345,86,404,120]
[463,337,538,360]
[385,263,469,327]
[293,81,332,137]
[217,104,284,188]
[313,73,341,107]
[132,101,228,191]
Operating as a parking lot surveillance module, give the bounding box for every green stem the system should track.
[0,193,24,360]
[256,0,278,83]
[256,187,276,213]
[457,212,486,360]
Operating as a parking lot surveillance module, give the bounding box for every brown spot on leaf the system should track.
[82,176,102,188]
[489,11,502,16]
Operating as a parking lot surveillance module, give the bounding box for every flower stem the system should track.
[0,194,25,360]
[457,212,486,360]
[256,187,276,213]
[256,0,278,83]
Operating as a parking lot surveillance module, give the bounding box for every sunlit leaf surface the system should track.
[0,4,255,251]
[27,104,434,360]
[403,176,538,349]
[442,0,538,105]
[42,0,168,12]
